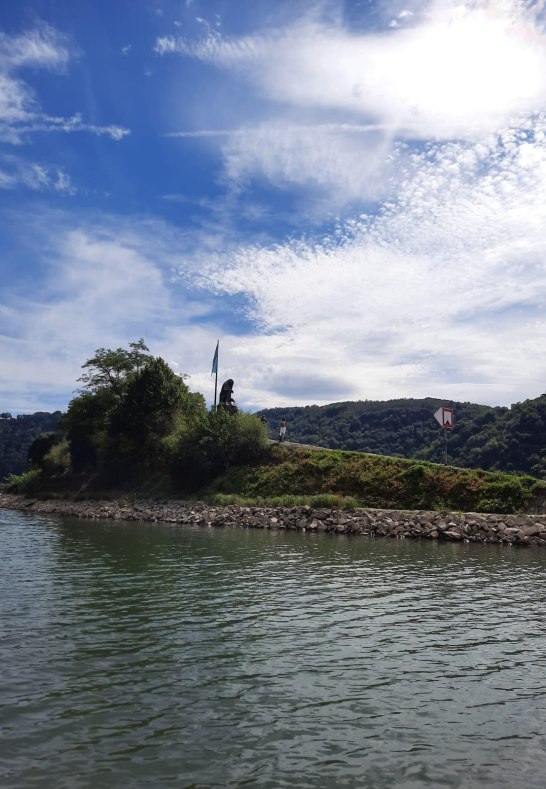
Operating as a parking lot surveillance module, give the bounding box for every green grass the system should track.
[6,443,545,514]
[203,444,545,514]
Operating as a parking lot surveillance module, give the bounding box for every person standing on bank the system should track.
[279,418,287,442]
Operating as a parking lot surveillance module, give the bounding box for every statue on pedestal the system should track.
[218,378,238,414]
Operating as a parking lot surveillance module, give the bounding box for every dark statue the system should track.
[218,378,238,414]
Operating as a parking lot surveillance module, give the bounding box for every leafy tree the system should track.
[28,432,62,471]
[105,356,205,475]
[62,389,115,471]
[65,340,164,473]
[77,339,151,396]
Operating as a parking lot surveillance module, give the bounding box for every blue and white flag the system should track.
[211,340,219,375]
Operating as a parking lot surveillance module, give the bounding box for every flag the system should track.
[211,340,219,375]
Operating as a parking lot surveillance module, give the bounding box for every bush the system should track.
[27,432,62,471]
[5,468,43,494]
[172,411,269,491]
[476,476,534,513]
[42,439,71,475]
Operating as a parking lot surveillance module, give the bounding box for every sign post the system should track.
[434,406,455,464]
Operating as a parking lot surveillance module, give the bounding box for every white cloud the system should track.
[157,1,546,140]
[0,214,227,412]
[0,24,72,71]
[0,155,75,193]
[7,112,130,142]
[0,24,130,144]
[0,73,35,127]
[186,115,546,407]
[220,122,400,205]
[4,109,546,414]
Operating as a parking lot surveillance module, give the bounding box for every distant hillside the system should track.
[258,394,546,478]
[0,412,63,481]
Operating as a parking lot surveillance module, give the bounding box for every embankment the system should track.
[2,494,546,546]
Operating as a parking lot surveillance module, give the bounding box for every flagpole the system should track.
[213,340,219,411]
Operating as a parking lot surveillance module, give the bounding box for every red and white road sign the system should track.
[434,406,454,429]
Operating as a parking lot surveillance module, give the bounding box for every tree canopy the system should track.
[77,339,152,396]
[46,340,267,489]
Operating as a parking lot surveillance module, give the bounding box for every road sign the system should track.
[434,406,454,429]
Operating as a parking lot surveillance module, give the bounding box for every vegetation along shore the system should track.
[3,340,546,545]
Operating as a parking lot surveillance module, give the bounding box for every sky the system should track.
[1,0,546,414]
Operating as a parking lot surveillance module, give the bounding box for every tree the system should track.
[108,357,196,448]
[77,339,151,396]
[28,432,61,471]
[65,340,157,472]
[63,389,115,471]
[100,354,207,480]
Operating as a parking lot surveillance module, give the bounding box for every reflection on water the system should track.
[1,508,546,788]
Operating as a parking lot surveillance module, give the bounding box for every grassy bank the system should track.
[203,445,545,514]
[6,444,546,514]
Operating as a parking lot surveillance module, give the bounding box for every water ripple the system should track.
[1,508,546,788]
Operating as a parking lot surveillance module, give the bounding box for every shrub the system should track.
[42,439,71,475]
[172,411,269,491]
[27,432,62,471]
[5,468,43,494]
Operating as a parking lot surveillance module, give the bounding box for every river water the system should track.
[1,508,546,788]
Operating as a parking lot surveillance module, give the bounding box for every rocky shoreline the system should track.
[2,493,546,546]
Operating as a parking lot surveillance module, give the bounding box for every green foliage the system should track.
[78,338,151,395]
[259,394,546,479]
[0,412,63,481]
[5,468,43,494]
[207,445,544,514]
[63,389,115,472]
[60,341,207,483]
[104,356,202,479]
[26,433,70,476]
[28,432,62,471]
[24,340,265,494]
[43,439,71,475]
[172,411,269,490]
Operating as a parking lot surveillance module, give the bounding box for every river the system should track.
[1,508,546,788]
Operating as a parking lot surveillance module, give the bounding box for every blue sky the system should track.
[1,0,546,414]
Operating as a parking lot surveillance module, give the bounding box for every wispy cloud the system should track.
[0,24,72,71]
[0,211,230,412]
[0,24,130,144]
[156,1,546,220]
[185,114,546,407]
[4,108,546,413]
[0,154,75,193]
[221,123,400,206]
[157,1,546,140]
[7,112,130,142]
[166,122,397,207]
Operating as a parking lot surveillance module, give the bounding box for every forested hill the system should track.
[0,412,63,481]
[4,392,546,482]
[258,394,546,478]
